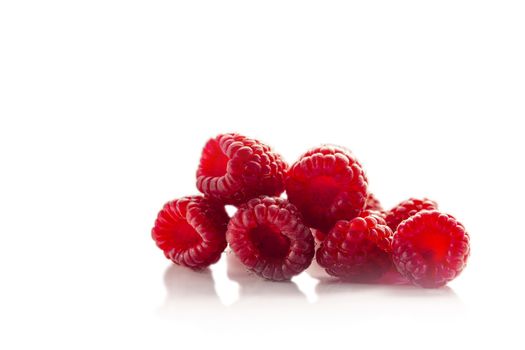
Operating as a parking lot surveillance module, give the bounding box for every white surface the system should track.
[1,1,524,349]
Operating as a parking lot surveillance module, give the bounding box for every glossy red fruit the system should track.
[196,133,288,205]
[313,209,385,244]
[392,210,470,288]
[385,198,438,231]
[285,145,368,233]
[226,196,315,281]
[316,214,393,281]
[152,196,229,269]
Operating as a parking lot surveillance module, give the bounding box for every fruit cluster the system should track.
[152,133,470,288]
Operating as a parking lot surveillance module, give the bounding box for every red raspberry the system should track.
[365,193,383,211]
[152,196,229,269]
[359,209,386,221]
[285,145,368,233]
[316,214,393,281]
[392,210,470,288]
[385,198,438,231]
[226,196,315,281]
[313,209,385,244]
[196,133,288,205]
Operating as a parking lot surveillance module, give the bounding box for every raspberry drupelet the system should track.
[226,196,315,281]
[285,145,368,233]
[365,193,384,212]
[152,196,229,269]
[392,210,470,288]
[196,133,288,205]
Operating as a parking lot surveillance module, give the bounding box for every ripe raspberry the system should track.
[392,210,470,288]
[226,196,315,281]
[316,214,393,281]
[285,145,368,233]
[365,193,383,211]
[196,133,288,205]
[152,196,229,269]
[359,209,386,221]
[313,209,384,244]
[385,198,438,231]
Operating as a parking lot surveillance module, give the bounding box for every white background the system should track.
[1,1,524,349]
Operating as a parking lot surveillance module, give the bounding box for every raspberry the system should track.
[196,133,288,205]
[385,198,438,231]
[365,193,383,211]
[359,209,387,221]
[316,214,393,281]
[226,196,315,281]
[285,145,368,233]
[392,210,470,288]
[313,209,384,243]
[152,196,229,269]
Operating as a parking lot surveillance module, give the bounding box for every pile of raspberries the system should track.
[152,133,470,288]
